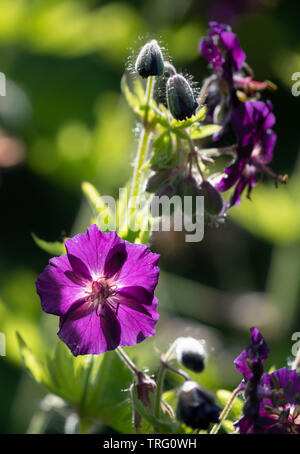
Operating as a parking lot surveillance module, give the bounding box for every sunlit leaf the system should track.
[32,233,66,256]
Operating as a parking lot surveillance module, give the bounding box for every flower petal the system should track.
[58,303,121,356]
[36,254,87,316]
[117,296,159,348]
[104,242,127,279]
[115,243,160,294]
[65,225,122,279]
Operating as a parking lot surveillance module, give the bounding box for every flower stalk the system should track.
[129,75,155,206]
[210,386,241,434]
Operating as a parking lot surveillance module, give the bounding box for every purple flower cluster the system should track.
[200,22,284,209]
[235,328,300,434]
[217,100,277,206]
[36,225,160,356]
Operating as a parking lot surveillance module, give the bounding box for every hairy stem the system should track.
[129,76,155,205]
[210,387,241,434]
[116,346,140,375]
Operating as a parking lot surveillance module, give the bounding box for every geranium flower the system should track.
[234,327,270,381]
[234,328,300,434]
[200,21,246,82]
[36,224,160,356]
[216,100,278,207]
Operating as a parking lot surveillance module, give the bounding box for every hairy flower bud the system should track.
[177,381,221,430]
[163,61,177,76]
[166,74,198,120]
[175,337,207,373]
[135,40,164,78]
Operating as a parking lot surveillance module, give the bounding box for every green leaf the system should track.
[82,181,115,230]
[216,389,243,420]
[121,74,142,116]
[32,233,66,256]
[17,332,55,392]
[222,419,236,434]
[17,335,138,433]
[151,132,176,170]
[170,106,206,129]
[131,385,175,433]
[190,124,222,140]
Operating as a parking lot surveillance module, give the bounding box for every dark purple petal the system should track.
[65,225,122,279]
[115,243,160,294]
[234,327,269,380]
[261,368,300,407]
[116,286,154,314]
[58,303,120,356]
[104,242,127,279]
[117,296,159,348]
[36,254,87,316]
[200,21,246,80]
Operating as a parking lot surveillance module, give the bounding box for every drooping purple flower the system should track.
[200,21,246,82]
[234,327,269,381]
[36,224,160,356]
[234,328,300,434]
[216,100,278,207]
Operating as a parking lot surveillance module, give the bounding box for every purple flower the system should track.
[200,21,246,82]
[216,100,277,207]
[36,224,160,356]
[237,368,300,434]
[235,328,300,434]
[234,327,269,381]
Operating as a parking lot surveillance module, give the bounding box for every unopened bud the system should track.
[135,40,164,78]
[175,337,207,373]
[167,74,198,120]
[163,61,177,77]
[177,381,221,430]
[200,180,223,216]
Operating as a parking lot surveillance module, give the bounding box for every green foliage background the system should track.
[1,0,300,433]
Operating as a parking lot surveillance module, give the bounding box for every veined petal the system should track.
[65,225,122,279]
[36,254,87,316]
[58,303,120,356]
[115,243,160,294]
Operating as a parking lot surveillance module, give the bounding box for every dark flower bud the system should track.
[163,61,177,77]
[135,40,164,78]
[167,74,198,120]
[175,337,207,373]
[177,381,221,430]
[199,180,223,216]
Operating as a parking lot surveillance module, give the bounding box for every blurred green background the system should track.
[1,0,300,433]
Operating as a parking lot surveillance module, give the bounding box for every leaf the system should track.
[216,389,243,420]
[18,334,139,433]
[82,181,115,230]
[151,132,176,170]
[121,74,142,116]
[222,419,236,433]
[190,124,222,140]
[17,332,55,392]
[170,106,207,129]
[32,233,66,256]
[131,385,175,433]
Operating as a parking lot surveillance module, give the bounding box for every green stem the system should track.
[154,343,177,420]
[129,76,155,205]
[116,346,139,375]
[210,387,241,434]
[79,355,95,416]
[154,362,167,419]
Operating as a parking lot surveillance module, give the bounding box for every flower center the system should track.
[88,280,117,315]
